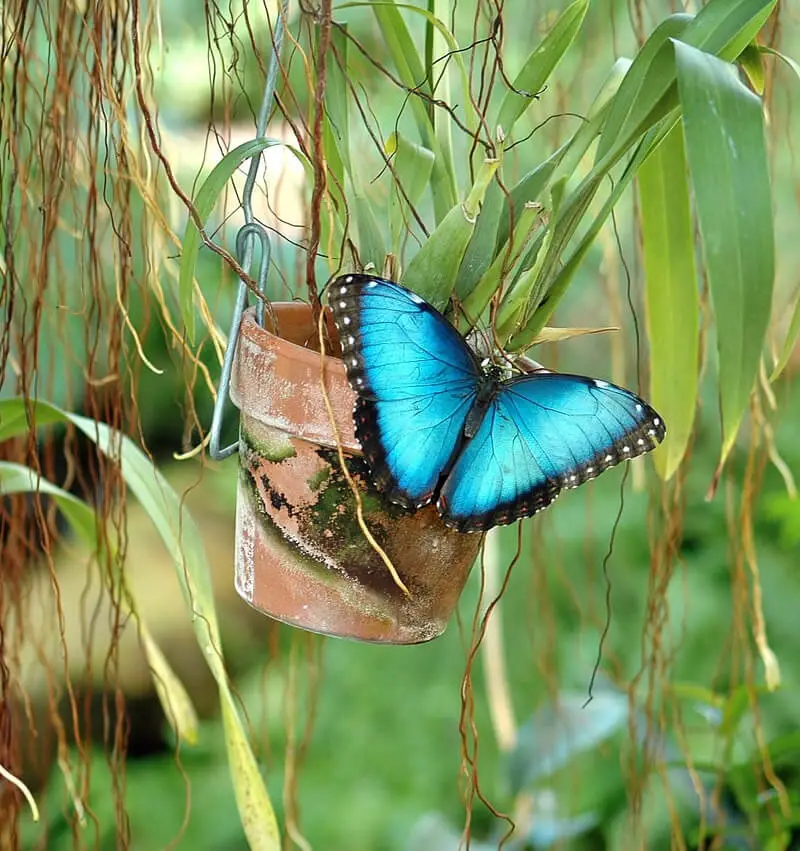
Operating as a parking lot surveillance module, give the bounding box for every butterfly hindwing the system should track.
[437,373,666,532]
[330,275,482,509]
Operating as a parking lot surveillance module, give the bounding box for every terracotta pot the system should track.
[228,304,481,644]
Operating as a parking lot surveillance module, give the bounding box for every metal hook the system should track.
[206,1,288,462]
[236,223,273,329]
[208,223,273,461]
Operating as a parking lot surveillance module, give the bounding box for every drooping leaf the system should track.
[639,123,699,480]
[675,41,775,463]
[0,398,280,848]
[596,0,778,171]
[770,286,800,382]
[0,461,199,746]
[179,137,310,344]
[596,13,692,166]
[759,45,800,83]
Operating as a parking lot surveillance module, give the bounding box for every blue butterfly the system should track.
[329,274,666,533]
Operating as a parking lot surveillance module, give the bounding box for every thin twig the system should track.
[305,0,333,320]
[130,0,263,301]
[316,305,410,598]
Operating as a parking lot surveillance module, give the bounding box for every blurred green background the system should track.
[4,0,800,849]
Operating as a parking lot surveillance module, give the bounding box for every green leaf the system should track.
[596,0,777,171]
[489,60,628,278]
[454,179,505,301]
[428,0,458,213]
[595,13,692,166]
[402,157,499,309]
[686,0,778,62]
[507,128,662,350]
[509,0,776,353]
[765,731,800,762]
[494,181,568,340]
[639,123,699,480]
[0,461,199,747]
[320,24,385,271]
[351,191,386,272]
[0,398,280,848]
[323,23,350,160]
[460,201,542,322]
[179,137,308,344]
[495,0,590,137]
[770,285,800,382]
[366,1,457,220]
[738,42,765,94]
[764,832,791,851]
[675,41,775,463]
[720,685,752,738]
[760,45,800,82]
[319,24,350,266]
[385,132,435,256]
[494,146,564,252]
[669,681,723,709]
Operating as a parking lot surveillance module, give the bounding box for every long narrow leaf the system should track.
[596,0,777,173]
[385,132,435,256]
[322,25,385,271]
[675,41,775,463]
[595,14,691,166]
[460,201,543,322]
[0,461,199,746]
[402,157,499,309]
[639,124,699,479]
[429,0,458,207]
[455,180,505,301]
[179,138,309,344]
[367,1,456,219]
[495,0,589,137]
[508,129,662,350]
[0,398,280,848]
[770,287,800,382]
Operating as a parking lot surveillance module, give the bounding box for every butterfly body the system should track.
[330,274,665,533]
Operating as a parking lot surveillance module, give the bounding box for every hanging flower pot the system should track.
[228,303,481,644]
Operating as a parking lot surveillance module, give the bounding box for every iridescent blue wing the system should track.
[330,274,482,509]
[437,373,666,532]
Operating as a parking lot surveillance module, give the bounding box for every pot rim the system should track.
[229,304,359,452]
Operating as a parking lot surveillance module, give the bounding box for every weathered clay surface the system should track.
[229,305,481,644]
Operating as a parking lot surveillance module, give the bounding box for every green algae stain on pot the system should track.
[237,460,406,624]
[307,467,330,492]
[306,449,417,598]
[240,423,296,463]
[236,431,389,590]
[237,465,337,583]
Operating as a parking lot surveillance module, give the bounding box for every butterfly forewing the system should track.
[330,275,482,509]
[437,373,665,532]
